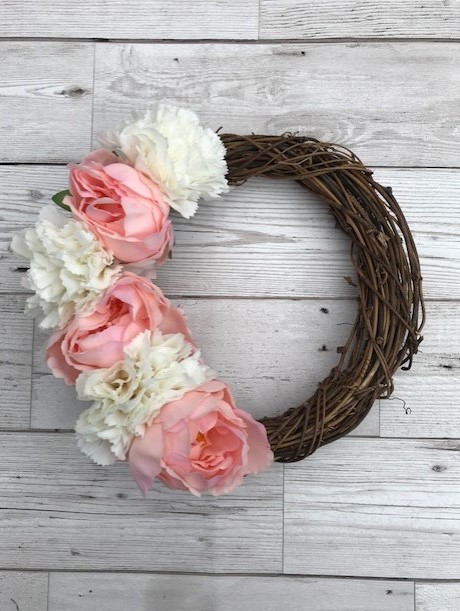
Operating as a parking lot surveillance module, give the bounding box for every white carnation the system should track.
[99,104,229,219]
[75,330,216,464]
[11,205,120,329]
[75,412,120,466]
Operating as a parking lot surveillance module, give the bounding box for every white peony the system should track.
[11,205,120,329]
[99,104,229,219]
[75,330,216,465]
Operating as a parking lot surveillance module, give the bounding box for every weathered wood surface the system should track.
[48,573,414,611]
[1,0,259,39]
[0,432,283,571]
[1,42,458,168]
[380,301,460,438]
[260,0,460,39]
[93,42,460,167]
[0,572,48,611]
[1,166,459,299]
[416,583,460,611]
[4,0,458,40]
[31,298,379,434]
[284,437,460,578]
[0,43,93,163]
[0,310,33,429]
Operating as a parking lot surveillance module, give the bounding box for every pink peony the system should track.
[128,380,274,496]
[66,149,173,271]
[47,273,191,385]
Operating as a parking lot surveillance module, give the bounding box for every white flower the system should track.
[11,204,120,329]
[75,330,216,464]
[99,104,229,219]
[75,412,120,466]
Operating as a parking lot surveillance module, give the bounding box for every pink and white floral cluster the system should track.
[12,104,273,496]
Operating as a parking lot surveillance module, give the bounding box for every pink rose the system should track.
[66,149,173,271]
[47,273,191,385]
[128,380,274,496]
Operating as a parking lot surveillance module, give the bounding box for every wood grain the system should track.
[380,301,460,438]
[0,432,283,571]
[416,583,460,611]
[0,308,33,429]
[260,0,460,39]
[1,0,258,40]
[0,42,93,163]
[48,572,414,611]
[31,298,379,434]
[284,438,460,578]
[93,42,460,167]
[0,572,48,611]
[1,166,459,300]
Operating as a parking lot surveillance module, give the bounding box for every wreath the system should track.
[12,105,424,497]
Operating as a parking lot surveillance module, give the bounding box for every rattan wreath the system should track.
[12,105,426,496]
[220,134,425,463]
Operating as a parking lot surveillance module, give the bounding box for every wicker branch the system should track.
[220,134,425,463]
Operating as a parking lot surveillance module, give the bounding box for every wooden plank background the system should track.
[284,438,460,578]
[260,0,460,39]
[1,2,459,609]
[1,1,259,39]
[93,42,460,167]
[0,43,93,163]
[48,574,415,611]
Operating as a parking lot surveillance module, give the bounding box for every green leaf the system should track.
[52,189,71,211]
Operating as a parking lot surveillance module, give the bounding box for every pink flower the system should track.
[128,380,274,496]
[47,273,191,385]
[66,149,173,271]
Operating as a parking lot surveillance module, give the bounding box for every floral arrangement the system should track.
[12,104,274,497]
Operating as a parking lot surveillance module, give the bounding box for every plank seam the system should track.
[0,37,459,43]
[3,293,459,303]
[1,163,459,170]
[0,568,453,583]
[2,432,460,443]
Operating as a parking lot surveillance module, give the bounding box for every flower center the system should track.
[195,431,205,444]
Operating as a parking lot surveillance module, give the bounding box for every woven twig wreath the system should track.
[221,134,425,463]
[12,105,425,496]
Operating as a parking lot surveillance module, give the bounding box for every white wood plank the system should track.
[93,42,460,167]
[260,0,460,39]
[416,583,460,611]
[0,309,33,429]
[0,572,48,611]
[49,573,414,611]
[31,298,378,434]
[284,438,460,578]
[0,42,93,163]
[0,432,282,571]
[380,301,460,438]
[1,0,258,39]
[1,166,459,300]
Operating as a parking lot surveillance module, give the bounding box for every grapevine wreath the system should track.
[12,105,425,496]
